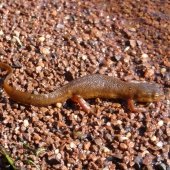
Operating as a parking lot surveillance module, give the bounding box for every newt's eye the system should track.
[153,93,159,99]
[154,93,160,97]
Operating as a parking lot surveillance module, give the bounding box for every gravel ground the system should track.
[0,0,169,169]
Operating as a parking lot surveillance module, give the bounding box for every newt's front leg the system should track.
[71,95,92,113]
[127,99,146,112]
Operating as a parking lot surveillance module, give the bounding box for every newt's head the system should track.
[133,83,165,102]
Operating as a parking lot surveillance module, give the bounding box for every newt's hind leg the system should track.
[71,95,92,113]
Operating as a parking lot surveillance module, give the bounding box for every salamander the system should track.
[0,62,165,112]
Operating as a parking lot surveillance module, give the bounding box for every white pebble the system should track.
[54,149,59,154]
[39,36,45,42]
[158,120,164,127]
[102,146,110,153]
[156,141,163,148]
[141,53,148,59]
[36,66,42,73]
[23,119,29,128]
[117,120,122,125]
[0,30,4,36]
[150,136,157,141]
[70,142,76,149]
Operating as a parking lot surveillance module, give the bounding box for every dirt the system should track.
[0,0,169,169]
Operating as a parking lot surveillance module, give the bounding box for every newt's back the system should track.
[66,74,131,99]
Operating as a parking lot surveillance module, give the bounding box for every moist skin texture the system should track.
[0,62,165,112]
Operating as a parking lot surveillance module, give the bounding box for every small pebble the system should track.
[0,30,4,36]
[129,40,136,48]
[161,68,166,74]
[150,136,157,141]
[102,146,110,153]
[156,141,163,148]
[158,120,164,127]
[36,66,42,73]
[39,36,45,42]
[141,53,149,59]
[84,142,91,150]
[117,120,122,125]
[40,47,50,55]
[120,143,128,150]
[70,142,77,149]
[23,119,29,128]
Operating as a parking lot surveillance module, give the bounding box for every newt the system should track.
[0,62,165,112]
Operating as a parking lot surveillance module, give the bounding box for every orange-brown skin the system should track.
[0,62,165,112]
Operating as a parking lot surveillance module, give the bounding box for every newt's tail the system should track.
[0,62,69,106]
